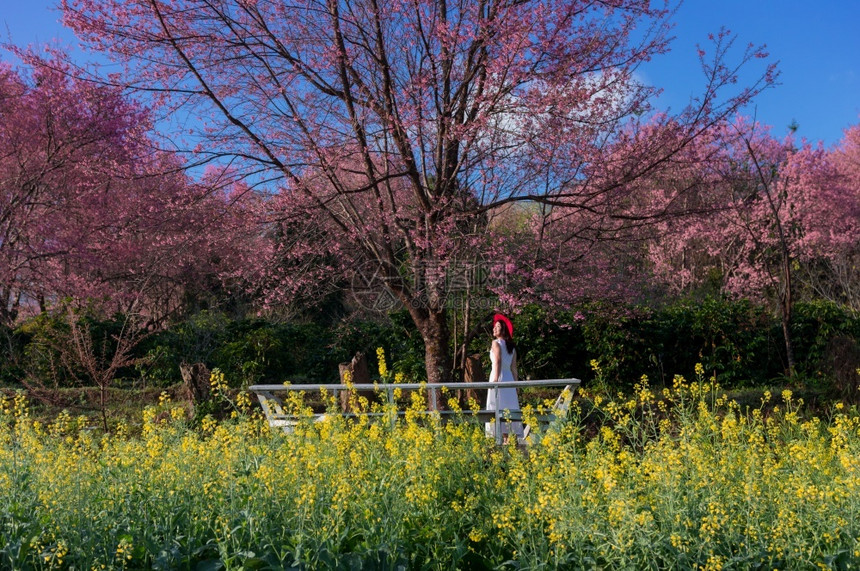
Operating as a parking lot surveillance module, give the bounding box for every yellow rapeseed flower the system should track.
[376,347,388,378]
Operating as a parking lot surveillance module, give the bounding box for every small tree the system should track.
[64,310,148,431]
[22,307,148,431]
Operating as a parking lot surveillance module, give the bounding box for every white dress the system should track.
[485,339,523,438]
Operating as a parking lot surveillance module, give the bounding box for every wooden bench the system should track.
[249,379,579,445]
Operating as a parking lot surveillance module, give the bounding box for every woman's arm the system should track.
[489,340,501,383]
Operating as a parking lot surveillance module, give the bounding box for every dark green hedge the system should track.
[508,298,859,391]
[2,298,857,393]
[130,310,427,387]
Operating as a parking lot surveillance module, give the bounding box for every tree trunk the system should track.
[422,309,453,384]
[338,352,372,412]
[781,309,796,377]
[778,247,796,378]
[462,353,487,408]
[407,305,453,410]
[780,257,796,377]
[180,362,212,406]
[0,288,18,327]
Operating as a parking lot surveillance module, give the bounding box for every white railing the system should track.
[249,378,580,445]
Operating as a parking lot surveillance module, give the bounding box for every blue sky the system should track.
[3,0,858,147]
[641,0,860,147]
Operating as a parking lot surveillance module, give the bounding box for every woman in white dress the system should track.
[486,313,523,442]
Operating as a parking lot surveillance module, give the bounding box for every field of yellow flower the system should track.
[2,369,860,570]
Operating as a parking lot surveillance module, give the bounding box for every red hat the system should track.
[493,313,514,338]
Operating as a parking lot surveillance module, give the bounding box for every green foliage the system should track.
[577,297,785,389]
[507,305,588,380]
[331,310,426,381]
[13,312,73,388]
[5,310,140,389]
[791,301,860,374]
[134,314,335,387]
[213,320,334,386]
[511,297,858,392]
[132,310,427,388]
[0,324,31,387]
[651,297,778,386]
[5,298,859,394]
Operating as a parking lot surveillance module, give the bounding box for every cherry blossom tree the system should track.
[61,0,775,383]
[798,124,860,313]
[0,58,257,326]
[645,119,860,375]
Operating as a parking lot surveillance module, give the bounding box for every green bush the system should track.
[213,320,335,385]
[507,305,589,381]
[654,297,779,387]
[330,310,426,381]
[6,298,858,394]
[12,312,74,388]
[791,301,860,374]
[7,310,140,389]
[0,324,28,387]
[133,310,426,388]
[576,297,789,389]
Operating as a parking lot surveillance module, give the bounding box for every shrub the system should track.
[791,300,860,383]
[577,297,790,389]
